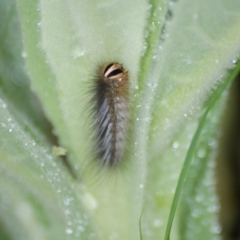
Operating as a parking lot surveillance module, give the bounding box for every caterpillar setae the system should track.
[92,63,129,167]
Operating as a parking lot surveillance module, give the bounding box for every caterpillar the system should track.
[92,63,129,167]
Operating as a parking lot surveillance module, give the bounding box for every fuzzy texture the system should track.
[92,63,129,167]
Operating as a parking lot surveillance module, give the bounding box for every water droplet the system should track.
[169,1,174,8]
[208,139,217,147]
[195,194,203,203]
[191,209,200,218]
[66,228,73,234]
[37,22,42,32]
[139,184,144,189]
[152,54,157,60]
[207,204,220,213]
[197,149,206,158]
[172,141,179,149]
[153,219,162,227]
[65,209,70,215]
[164,118,170,124]
[184,58,192,65]
[207,160,215,169]
[148,4,153,10]
[72,47,85,59]
[21,52,27,58]
[64,198,72,206]
[78,225,85,232]
[141,42,148,56]
[211,224,221,234]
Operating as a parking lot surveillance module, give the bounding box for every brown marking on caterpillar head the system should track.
[102,63,128,88]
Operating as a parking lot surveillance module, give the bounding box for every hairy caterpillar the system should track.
[92,63,129,167]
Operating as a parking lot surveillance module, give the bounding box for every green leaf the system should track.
[0,94,94,239]
[0,0,239,239]
[0,1,93,239]
[165,63,240,240]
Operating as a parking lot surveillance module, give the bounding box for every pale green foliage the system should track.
[0,0,240,239]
